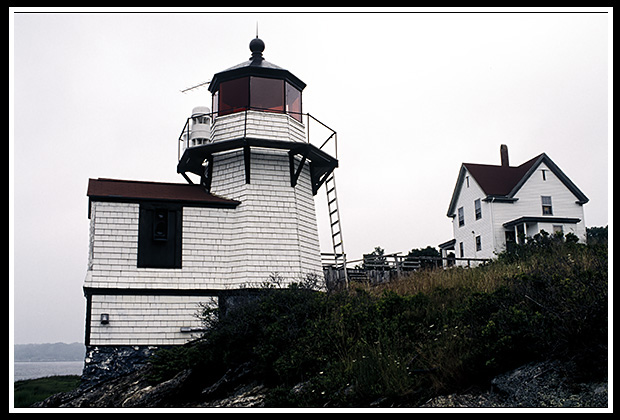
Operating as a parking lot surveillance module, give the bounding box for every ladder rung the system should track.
[325,174,345,269]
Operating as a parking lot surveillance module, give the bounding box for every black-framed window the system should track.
[458,207,465,227]
[137,203,182,269]
[474,199,482,220]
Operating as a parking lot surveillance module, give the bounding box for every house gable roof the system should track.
[447,153,589,217]
[463,154,541,197]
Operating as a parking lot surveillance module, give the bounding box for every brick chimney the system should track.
[500,144,509,167]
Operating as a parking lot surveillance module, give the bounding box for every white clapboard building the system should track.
[82,37,340,378]
[440,145,589,266]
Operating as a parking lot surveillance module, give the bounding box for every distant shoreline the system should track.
[13,360,84,382]
[14,342,85,363]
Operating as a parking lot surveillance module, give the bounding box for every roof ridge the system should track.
[93,177,190,186]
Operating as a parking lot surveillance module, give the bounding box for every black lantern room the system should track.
[209,37,305,122]
[177,37,338,196]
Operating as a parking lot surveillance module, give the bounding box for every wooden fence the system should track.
[321,252,491,289]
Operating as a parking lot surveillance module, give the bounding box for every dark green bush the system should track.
[148,238,608,407]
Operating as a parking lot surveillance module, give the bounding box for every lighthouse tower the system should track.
[177,37,339,287]
[82,37,340,383]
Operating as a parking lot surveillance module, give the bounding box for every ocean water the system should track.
[13,361,84,382]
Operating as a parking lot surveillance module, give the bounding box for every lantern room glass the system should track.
[250,77,284,113]
[218,77,249,116]
[286,82,302,122]
[214,76,302,122]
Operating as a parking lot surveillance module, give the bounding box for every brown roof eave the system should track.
[86,178,240,218]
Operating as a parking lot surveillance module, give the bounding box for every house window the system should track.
[553,225,563,235]
[458,207,465,227]
[541,169,547,181]
[459,242,464,258]
[475,235,482,251]
[465,176,470,188]
[474,199,482,220]
[541,196,553,215]
[137,203,182,269]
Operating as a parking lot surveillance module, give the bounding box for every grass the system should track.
[142,233,611,407]
[13,375,81,408]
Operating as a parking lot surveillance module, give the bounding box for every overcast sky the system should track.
[10,8,611,345]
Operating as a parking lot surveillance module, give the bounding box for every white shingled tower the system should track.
[82,37,342,382]
[176,36,339,287]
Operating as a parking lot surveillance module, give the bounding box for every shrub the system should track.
[148,238,607,407]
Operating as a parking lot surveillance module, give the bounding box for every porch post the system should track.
[514,225,519,244]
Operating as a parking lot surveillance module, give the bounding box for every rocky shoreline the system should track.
[421,360,608,408]
[33,359,607,409]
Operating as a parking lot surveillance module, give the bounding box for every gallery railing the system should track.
[177,107,338,162]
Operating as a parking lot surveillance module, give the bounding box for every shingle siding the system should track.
[89,294,210,346]
[85,141,323,345]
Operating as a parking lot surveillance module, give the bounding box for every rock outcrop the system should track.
[422,359,607,408]
[33,359,607,409]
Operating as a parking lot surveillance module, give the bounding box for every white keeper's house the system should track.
[439,145,589,266]
[82,37,342,381]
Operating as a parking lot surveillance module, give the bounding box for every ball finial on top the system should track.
[249,36,265,59]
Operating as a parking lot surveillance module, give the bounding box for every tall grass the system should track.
[149,235,608,407]
[14,375,81,408]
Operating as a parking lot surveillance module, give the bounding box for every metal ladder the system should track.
[325,173,348,288]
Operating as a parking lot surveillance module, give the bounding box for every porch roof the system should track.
[502,216,581,228]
